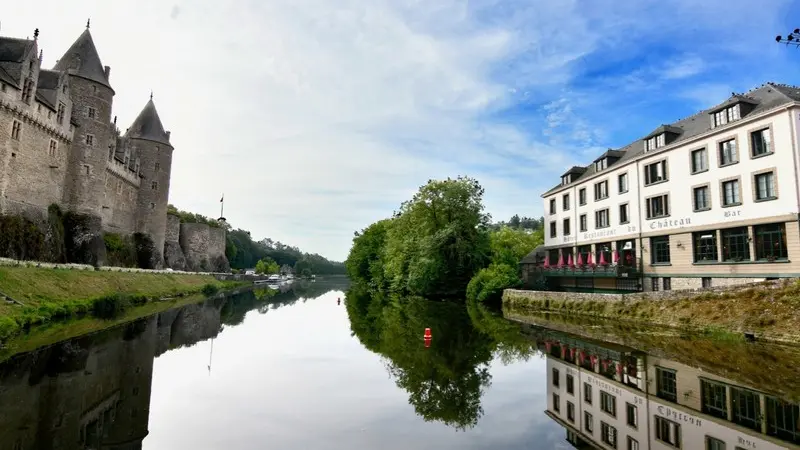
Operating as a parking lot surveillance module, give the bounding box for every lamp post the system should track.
[775,29,800,47]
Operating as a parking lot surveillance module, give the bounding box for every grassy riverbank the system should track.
[503,280,800,344]
[0,266,244,341]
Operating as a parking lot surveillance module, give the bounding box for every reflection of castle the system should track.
[0,299,225,449]
[540,331,800,450]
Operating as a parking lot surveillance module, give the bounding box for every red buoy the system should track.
[424,337,431,348]
[424,328,432,339]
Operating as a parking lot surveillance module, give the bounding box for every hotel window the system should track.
[563,218,571,236]
[11,120,21,140]
[566,374,574,395]
[651,277,660,291]
[644,160,668,185]
[563,193,570,211]
[579,214,587,232]
[549,198,556,214]
[549,221,557,238]
[48,139,57,157]
[693,231,718,262]
[655,416,682,448]
[765,397,800,443]
[57,102,66,124]
[601,422,618,448]
[755,223,788,261]
[693,185,710,211]
[645,194,669,219]
[595,208,610,229]
[755,171,776,201]
[596,158,608,171]
[646,133,666,151]
[719,138,738,166]
[584,383,592,404]
[751,127,772,157]
[600,391,616,417]
[722,227,750,262]
[663,277,671,291]
[619,203,629,224]
[712,104,740,128]
[618,173,628,193]
[578,246,591,263]
[553,393,560,413]
[651,236,671,264]
[703,277,712,288]
[594,180,609,200]
[579,188,586,205]
[626,403,638,428]
[722,179,740,206]
[567,402,575,423]
[584,411,594,433]
[552,368,560,387]
[656,367,677,402]
[627,437,639,450]
[85,134,94,146]
[706,436,725,450]
[691,148,708,173]
[731,387,761,432]
[701,379,728,420]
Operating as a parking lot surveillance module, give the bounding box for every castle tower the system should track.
[56,27,115,215]
[128,98,173,268]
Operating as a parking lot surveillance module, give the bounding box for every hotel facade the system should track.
[538,329,800,449]
[530,82,800,292]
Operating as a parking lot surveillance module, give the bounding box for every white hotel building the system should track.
[531,83,800,292]
[541,332,800,450]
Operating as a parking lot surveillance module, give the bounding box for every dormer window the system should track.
[646,133,666,152]
[123,148,130,165]
[561,175,571,185]
[595,158,608,172]
[712,105,740,128]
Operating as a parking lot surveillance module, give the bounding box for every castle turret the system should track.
[57,26,115,215]
[128,97,173,268]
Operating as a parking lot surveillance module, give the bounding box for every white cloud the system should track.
[4,0,796,260]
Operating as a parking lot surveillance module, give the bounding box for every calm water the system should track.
[1,279,799,449]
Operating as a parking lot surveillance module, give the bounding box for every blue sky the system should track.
[6,0,800,260]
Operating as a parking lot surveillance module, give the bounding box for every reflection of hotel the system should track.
[528,83,800,293]
[541,331,800,450]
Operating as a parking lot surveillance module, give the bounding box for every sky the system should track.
[5,0,800,261]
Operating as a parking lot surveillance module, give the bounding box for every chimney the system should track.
[104,65,111,79]
[165,131,171,140]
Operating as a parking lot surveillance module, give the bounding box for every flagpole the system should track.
[220,194,224,219]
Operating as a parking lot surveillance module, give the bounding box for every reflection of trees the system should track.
[467,300,537,365]
[346,286,497,430]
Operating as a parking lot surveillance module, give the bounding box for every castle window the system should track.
[155,162,160,171]
[11,120,22,140]
[134,158,140,173]
[150,202,155,210]
[151,181,158,190]
[124,148,130,165]
[108,145,114,161]
[21,78,33,104]
[117,180,122,194]
[62,84,67,93]
[1,83,6,92]
[93,85,98,94]
[84,165,91,175]
[85,134,94,146]
[87,107,96,119]
[48,139,58,157]
[57,102,65,125]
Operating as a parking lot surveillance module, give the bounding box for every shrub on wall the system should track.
[103,233,138,267]
[133,233,157,269]
[46,204,67,263]
[0,215,46,261]
[63,212,106,266]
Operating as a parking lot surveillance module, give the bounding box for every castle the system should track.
[0,24,226,270]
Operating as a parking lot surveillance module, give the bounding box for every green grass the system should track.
[0,266,246,342]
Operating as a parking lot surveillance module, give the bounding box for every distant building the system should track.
[0,24,174,266]
[530,83,800,292]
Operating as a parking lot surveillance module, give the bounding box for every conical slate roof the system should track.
[53,29,111,88]
[125,98,171,146]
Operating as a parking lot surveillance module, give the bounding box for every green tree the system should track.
[255,257,280,274]
[489,226,543,267]
[382,176,491,298]
[345,219,391,288]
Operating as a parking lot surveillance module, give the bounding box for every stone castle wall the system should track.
[178,222,229,272]
[100,166,139,234]
[163,214,187,271]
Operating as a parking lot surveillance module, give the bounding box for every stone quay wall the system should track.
[177,222,230,273]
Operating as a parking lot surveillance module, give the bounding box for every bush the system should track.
[92,294,132,319]
[0,316,19,341]
[466,263,521,305]
[104,233,138,267]
[201,283,220,296]
[0,215,46,261]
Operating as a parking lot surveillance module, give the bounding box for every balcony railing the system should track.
[529,258,640,278]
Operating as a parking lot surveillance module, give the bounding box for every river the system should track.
[0,279,798,449]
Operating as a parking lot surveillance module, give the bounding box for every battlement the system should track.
[106,159,140,187]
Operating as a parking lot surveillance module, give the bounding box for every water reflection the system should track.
[0,279,346,450]
[513,315,800,449]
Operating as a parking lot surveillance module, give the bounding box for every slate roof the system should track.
[125,99,172,146]
[53,29,111,89]
[521,246,547,264]
[561,166,587,176]
[0,36,34,87]
[644,124,683,139]
[542,82,800,198]
[35,69,60,111]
